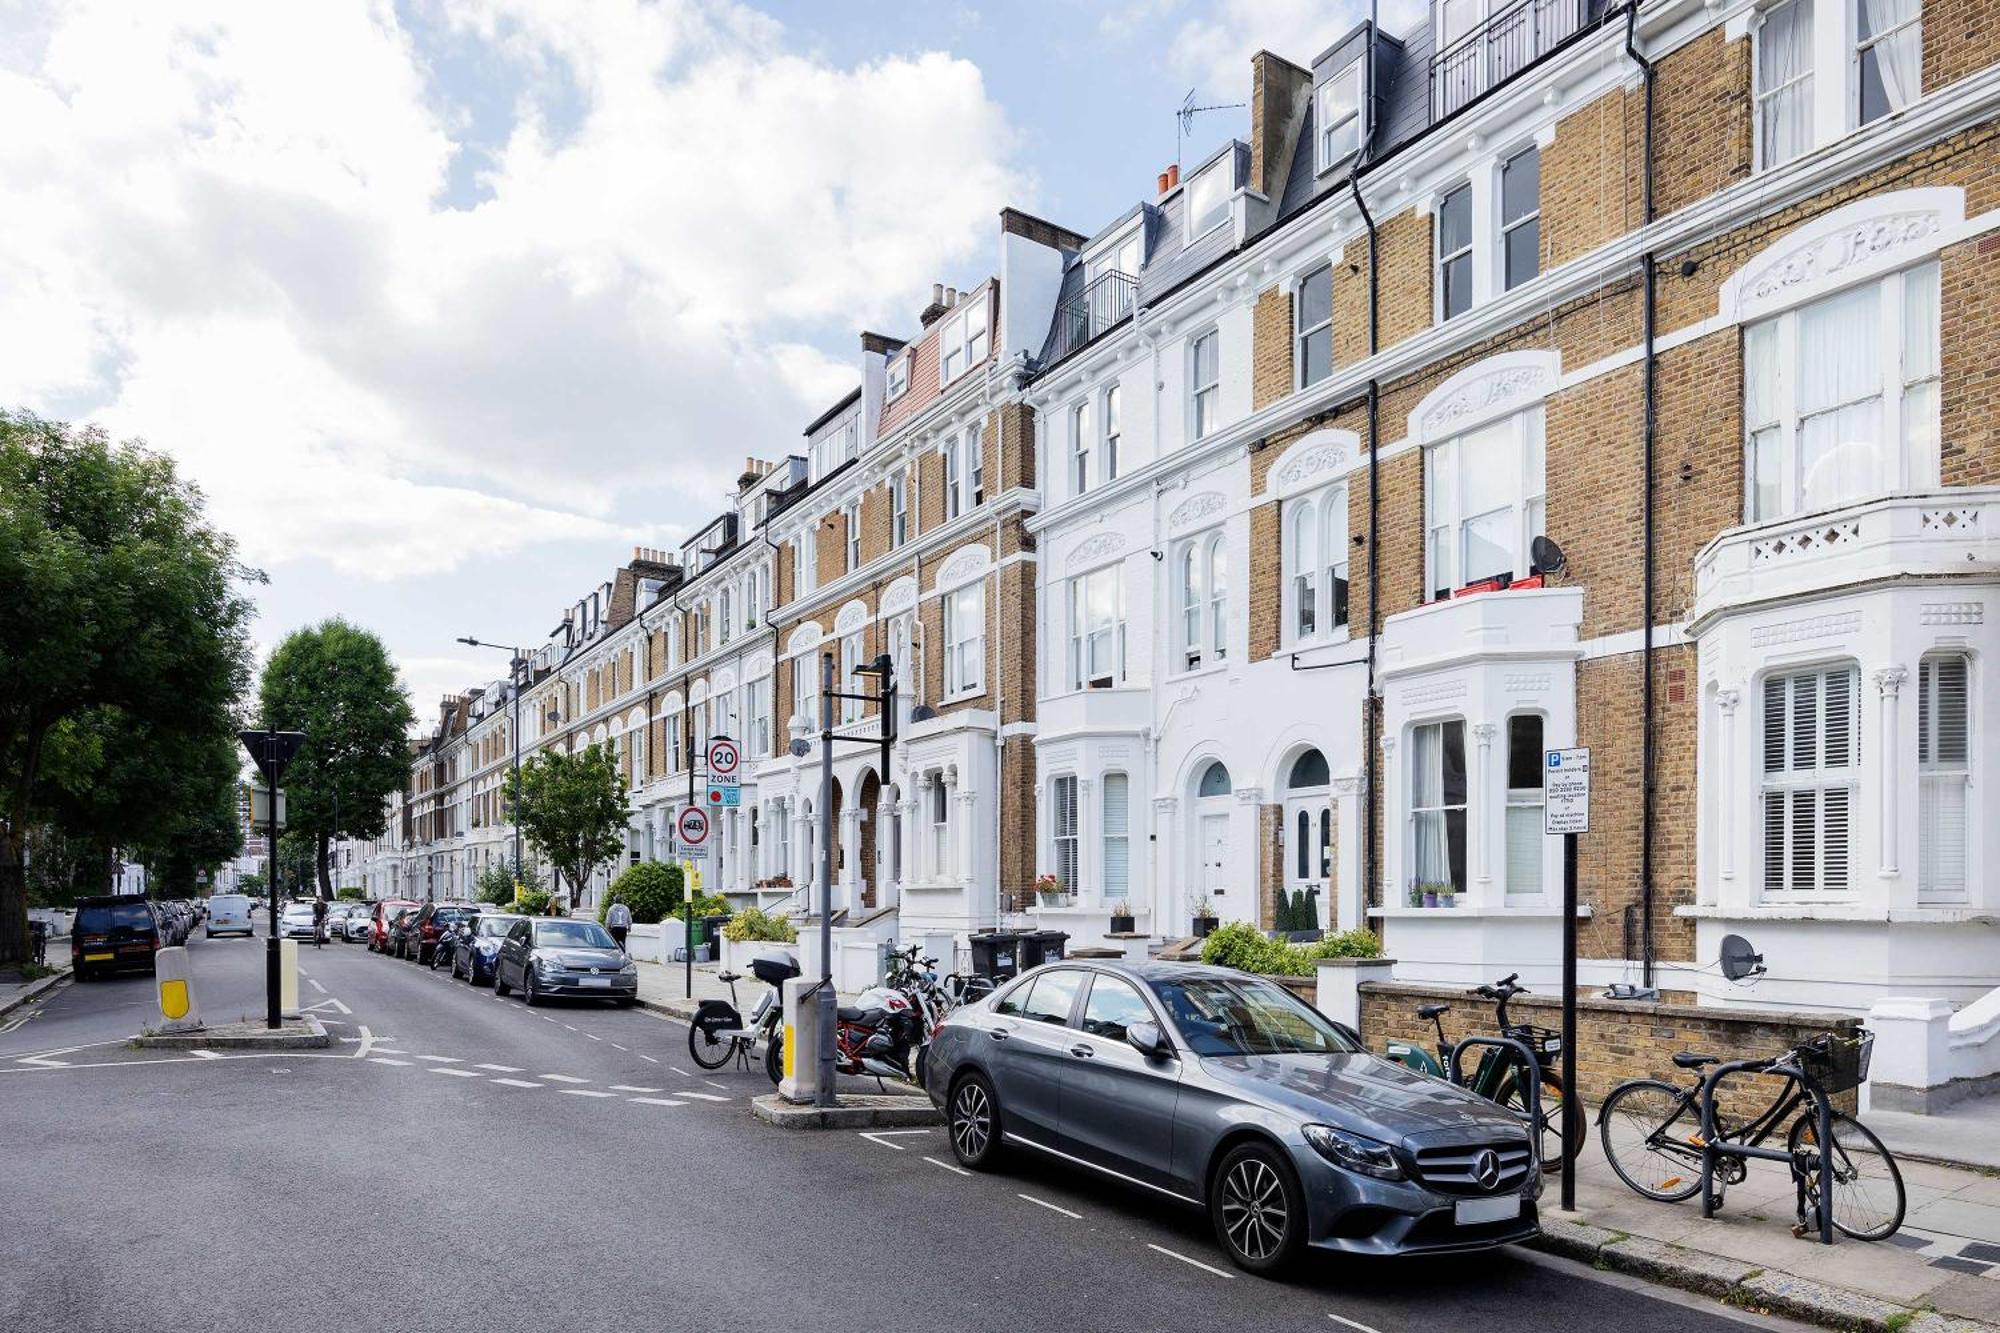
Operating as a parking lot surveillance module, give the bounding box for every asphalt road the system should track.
[0,922,1809,1333]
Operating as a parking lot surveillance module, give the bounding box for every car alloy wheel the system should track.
[523,971,538,1006]
[1212,1144,1304,1274]
[948,1075,1000,1170]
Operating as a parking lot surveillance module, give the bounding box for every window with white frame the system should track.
[1756,0,1815,168]
[1424,408,1546,600]
[772,798,790,876]
[1410,719,1468,894]
[928,775,950,879]
[1177,533,1228,672]
[668,712,685,772]
[890,470,908,549]
[1286,489,1349,643]
[1501,147,1540,291]
[1068,563,1126,689]
[1071,399,1093,496]
[1918,653,1969,902]
[1190,330,1220,440]
[967,426,985,507]
[887,353,909,401]
[1051,775,1079,895]
[1755,0,1921,172]
[1858,0,1921,125]
[792,654,818,731]
[1185,156,1232,242]
[840,632,863,724]
[1298,264,1333,389]
[749,676,771,757]
[945,437,963,521]
[1504,714,1545,897]
[1316,61,1364,172]
[1744,260,1938,523]
[1437,184,1474,321]
[1761,665,1858,896]
[794,533,816,598]
[1102,386,1122,482]
[719,588,733,646]
[944,583,984,697]
[1103,773,1130,900]
[844,500,861,572]
[940,291,990,385]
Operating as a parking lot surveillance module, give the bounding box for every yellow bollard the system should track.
[154,945,202,1032]
[279,938,300,1017]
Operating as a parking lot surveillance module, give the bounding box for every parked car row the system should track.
[332,896,639,1006]
[70,894,209,980]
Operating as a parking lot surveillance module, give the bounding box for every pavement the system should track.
[0,937,72,1019]
[0,924,1826,1333]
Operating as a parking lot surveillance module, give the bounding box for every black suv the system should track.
[72,897,162,980]
[403,901,478,964]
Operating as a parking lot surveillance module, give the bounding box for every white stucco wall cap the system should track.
[1378,586,1585,681]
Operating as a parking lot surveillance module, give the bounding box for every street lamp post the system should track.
[239,727,306,1030]
[815,651,897,1108]
[457,637,529,885]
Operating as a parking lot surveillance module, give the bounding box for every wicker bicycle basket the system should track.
[1795,1031,1873,1093]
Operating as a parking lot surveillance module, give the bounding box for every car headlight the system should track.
[1301,1124,1405,1181]
[534,956,563,973]
[619,961,637,975]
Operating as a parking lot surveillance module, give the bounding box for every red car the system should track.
[369,899,418,953]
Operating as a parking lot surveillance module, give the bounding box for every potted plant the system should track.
[1191,897,1219,938]
[1108,899,1135,934]
[1406,882,1423,908]
[1035,873,1065,907]
[1421,882,1444,908]
[1438,887,1458,910]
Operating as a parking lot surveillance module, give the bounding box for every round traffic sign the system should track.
[707,737,739,777]
[676,805,710,845]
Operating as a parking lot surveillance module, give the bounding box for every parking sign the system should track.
[1544,748,1590,835]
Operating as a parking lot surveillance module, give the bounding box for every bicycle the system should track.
[1383,972,1584,1171]
[1598,1030,1905,1241]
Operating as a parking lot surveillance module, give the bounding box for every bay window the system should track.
[1298,264,1333,388]
[1052,775,1079,895]
[944,582,985,697]
[1760,665,1857,896]
[1176,534,1226,672]
[1191,331,1220,440]
[1411,720,1468,895]
[1069,564,1127,688]
[1505,714,1545,897]
[840,632,863,724]
[1424,409,1545,600]
[1918,654,1970,903]
[928,775,950,879]
[1742,261,1939,523]
[1103,774,1131,901]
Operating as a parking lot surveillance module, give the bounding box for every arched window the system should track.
[1291,502,1319,640]
[1287,492,1349,645]
[1180,547,1202,667]
[1198,760,1232,798]
[1288,748,1330,789]
[1175,533,1229,673]
[1207,536,1227,662]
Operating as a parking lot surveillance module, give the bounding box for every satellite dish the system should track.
[1530,535,1566,576]
[1719,933,1765,983]
[787,737,811,759]
[910,704,938,724]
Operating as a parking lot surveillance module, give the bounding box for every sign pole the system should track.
[265,728,280,1030]
[1543,745,1590,1214]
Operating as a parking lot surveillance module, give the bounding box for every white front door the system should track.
[1200,812,1239,918]
[1282,794,1332,930]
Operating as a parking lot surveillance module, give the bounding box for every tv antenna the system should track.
[1176,88,1246,174]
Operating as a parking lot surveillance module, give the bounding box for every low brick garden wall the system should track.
[1358,981,1860,1117]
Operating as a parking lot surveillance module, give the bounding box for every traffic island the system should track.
[132,1015,330,1051]
[752,1091,941,1131]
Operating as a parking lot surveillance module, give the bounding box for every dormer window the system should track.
[887,354,909,401]
[1184,156,1232,244]
[940,291,990,386]
[1315,62,1365,173]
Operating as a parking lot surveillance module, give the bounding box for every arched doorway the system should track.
[1192,759,1236,917]
[1282,748,1332,931]
[827,777,845,916]
[856,770,881,910]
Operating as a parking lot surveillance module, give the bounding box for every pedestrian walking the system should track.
[606,898,632,953]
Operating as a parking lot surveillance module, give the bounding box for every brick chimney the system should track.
[919,282,948,327]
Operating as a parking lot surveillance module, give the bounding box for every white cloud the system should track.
[0,0,1024,583]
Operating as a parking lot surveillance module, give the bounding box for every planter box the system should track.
[722,932,797,975]
[1191,916,1218,939]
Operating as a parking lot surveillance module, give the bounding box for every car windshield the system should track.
[476,918,516,938]
[434,909,474,926]
[534,921,616,949]
[1150,976,1364,1058]
[283,905,315,919]
[78,902,152,932]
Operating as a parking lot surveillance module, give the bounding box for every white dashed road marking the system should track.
[1145,1244,1235,1280]
[637,1054,658,1064]
[1019,1194,1082,1219]
[492,1078,543,1089]
[369,1057,412,1067]
[307,978,327,994]
[585,1033,602,1041]
[1327,1316,1386,1333]
[923,1156,972,1177]
[540,1074,590,1084]
[415,1055,462,1063]
[669,1066,691,1077]
[560,1088,616,1099]
[628,1097,686,1107]
[609,1085,662,1093]
[431,1068,482,1078]
[678,1092,729,1103]
[474,1063,524,1073]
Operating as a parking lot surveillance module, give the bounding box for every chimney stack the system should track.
[1167,163,1180,190]
[920,283,949,327]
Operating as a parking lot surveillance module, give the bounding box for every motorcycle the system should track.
[755,978,927,1088]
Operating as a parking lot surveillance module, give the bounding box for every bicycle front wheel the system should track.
[1788,1110,1906,1241]
[687,1020,738,1071]
[1599,1079,1706,1201]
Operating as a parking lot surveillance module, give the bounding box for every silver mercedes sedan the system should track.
[922,959,1539,1272]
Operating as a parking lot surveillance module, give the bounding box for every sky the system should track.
[0,0,1393,719]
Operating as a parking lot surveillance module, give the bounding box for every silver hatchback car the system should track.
[923,960,1539,1272]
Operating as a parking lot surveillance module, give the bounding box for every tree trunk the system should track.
[315,832,332,901]
[0,841,27,969]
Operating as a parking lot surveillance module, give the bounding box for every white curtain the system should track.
[1902,262,1942,489]
[1758,0,1815,166]
[1797,283,1883,512]
[1862,0,1921,111]
[1744,320,1783,519]
[1412,725,1450,887]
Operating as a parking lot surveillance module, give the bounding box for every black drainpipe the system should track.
[1625,3,1658,987]
[1349,18,1384,920]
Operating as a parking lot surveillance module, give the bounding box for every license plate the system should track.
[84,952,113,962]
[1455,1194,1522,1226]
[578,976,612,988]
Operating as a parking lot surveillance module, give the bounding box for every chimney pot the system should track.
[945,286,958,307]
[931,282,943,306]
[1167,163,1180,190]
[1157,170,1170,194]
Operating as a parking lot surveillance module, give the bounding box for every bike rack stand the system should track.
[1448,1035,1545,1167]
[1697,1059,1835,1245]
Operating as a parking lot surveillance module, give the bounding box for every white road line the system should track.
[1018,1193,1082,1219]
[609,1043,627,1051]
[628,1097,686,1107]
[609,1085,662,1093]
[539,1074,590,1084]
[307,978,327,994]
[415,1054,462,1063]
[704,1078,728,1089]
[352,1025,378,1058]
[1145,1244,1235,1279]
[859,1129,934,1151]
[669,1066,691,1076]
[541,1016,557,1023]
[491,1078,543,1089]
[562,1024,578,1031]
[473,1063,524,1073]
[1327,1316,1386,1333]
[637,1053,659,1064]
[923,1156,972,1177]
[190,1050,222,1060]
[369,1057,412,1067]
[560,1088,616,1098]
[373,1048,408,1056]
[585,1033,602,1041]
[430,1068,482,1078]
[678,1091,729,1103]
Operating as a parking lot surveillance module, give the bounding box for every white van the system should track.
[206,894,253,938]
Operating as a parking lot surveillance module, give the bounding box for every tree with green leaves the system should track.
[510,743,630,913]
[0,412,256,966]
[258,619,415,899]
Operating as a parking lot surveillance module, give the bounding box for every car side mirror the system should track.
[1125,1021,1172,1061]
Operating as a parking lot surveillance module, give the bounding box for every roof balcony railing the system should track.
[1044,270,1137,370]
[1431,0,1599,119]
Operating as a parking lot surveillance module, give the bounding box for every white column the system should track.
[1472,722,1497,895]
[876,796,899,909]
[1875,667,1907,881]
[1378,734,1397,903]
[1151,796,1179,926]
[954,773,977,888]
[899,792,921,889]
[1331,774,1364,932]
[838,804,862,915]
[1077,775,1098,905]
[1715,689,1741,890]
